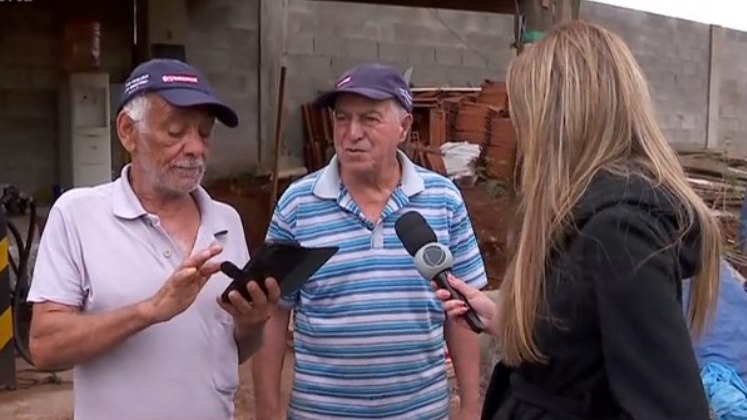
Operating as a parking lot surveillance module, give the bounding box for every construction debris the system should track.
[688,177,745,208]
[676,148,747,277]
[679,150,747,210]
[406,80,515,183]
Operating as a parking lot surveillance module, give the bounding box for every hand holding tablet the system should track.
[219,240,339,303]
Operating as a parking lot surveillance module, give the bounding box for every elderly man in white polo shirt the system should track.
[26,58,280,420]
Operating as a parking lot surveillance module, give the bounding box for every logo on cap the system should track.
[337,75,352,88]
[399,87,412,108]
[162,74,199,84]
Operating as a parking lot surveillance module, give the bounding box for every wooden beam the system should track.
[515,0,580,52]
[303,0,516,14]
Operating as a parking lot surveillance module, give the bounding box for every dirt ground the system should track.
[0,360,73,420]
[461,183,512,290]
[0,352,296,420]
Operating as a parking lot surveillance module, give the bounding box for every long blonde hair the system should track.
[499,20,722,365]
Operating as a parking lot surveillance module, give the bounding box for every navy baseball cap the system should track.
[117,58,239,127]
[314,63,413,113]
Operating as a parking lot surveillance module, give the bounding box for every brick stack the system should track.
[474,81,515,182]
[410,80,516,183]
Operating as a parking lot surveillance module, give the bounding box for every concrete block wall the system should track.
[280,0,515,166]
[719,28,747,155]
[581,2,712,148]
[186,0,261,178]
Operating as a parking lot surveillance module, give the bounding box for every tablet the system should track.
[220,240,339,303]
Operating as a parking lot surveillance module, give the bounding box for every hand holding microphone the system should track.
[395,211,490,334]
[432,274,497,335]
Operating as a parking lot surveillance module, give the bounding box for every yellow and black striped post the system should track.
[0,209,16,389]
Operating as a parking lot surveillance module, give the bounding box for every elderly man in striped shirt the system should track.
[252,63,488,420]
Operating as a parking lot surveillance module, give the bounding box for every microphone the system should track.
[395,211,485,333]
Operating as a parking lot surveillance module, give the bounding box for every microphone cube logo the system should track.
[423,244,447,267]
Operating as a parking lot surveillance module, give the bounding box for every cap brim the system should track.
[313,87,396,109]
[157,89,239,128]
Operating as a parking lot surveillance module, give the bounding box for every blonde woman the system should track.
[436,21,720,420]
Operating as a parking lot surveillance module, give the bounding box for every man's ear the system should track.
[398,112,413,144]
[116,112,137,154]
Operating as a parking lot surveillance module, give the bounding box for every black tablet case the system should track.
[220,240,339,303]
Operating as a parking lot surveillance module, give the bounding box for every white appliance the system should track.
[59,72,112,189]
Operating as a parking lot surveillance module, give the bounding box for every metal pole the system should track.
[0,208,16,390]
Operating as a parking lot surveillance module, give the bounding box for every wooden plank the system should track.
[301,104,318,169]
[429,153,448,175]
[322,108,333,142]
[429,108,447,148]
[316,142,326,169]
[680,156,747,182]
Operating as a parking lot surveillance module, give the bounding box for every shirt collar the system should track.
[112,164,228,235]
[312,149,425,200]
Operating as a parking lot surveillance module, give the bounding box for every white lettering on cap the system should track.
[124,74,150,95]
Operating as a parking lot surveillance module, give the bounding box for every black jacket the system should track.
[483,172,711,420]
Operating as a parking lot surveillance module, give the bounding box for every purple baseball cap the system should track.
[314,63,413,113]
[117,58,239,128]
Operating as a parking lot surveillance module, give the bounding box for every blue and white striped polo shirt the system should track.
[267,151,488,419]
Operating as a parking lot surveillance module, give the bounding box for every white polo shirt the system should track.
[27,165,250,420]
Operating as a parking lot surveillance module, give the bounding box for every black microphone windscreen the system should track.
[395,211,437,256]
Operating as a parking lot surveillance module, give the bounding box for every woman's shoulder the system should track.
[574,171,682,225]
[573,172,686,243]
[569,171,701,280]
